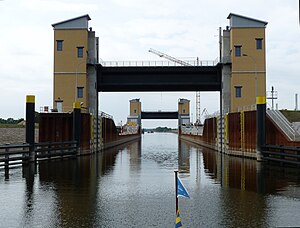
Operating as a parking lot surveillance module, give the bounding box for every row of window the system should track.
[234,38,263,57]
[56,40,84,58]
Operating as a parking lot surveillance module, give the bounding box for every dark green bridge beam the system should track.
[141,111,179,119]
[96,64,222,92]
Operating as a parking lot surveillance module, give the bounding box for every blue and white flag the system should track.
[177,177,190,198]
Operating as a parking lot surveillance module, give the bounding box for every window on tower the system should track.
[77,87,84,98]
[256,38,263,50]
[56,40,63,51]
[234,45,242,57]
[77,47,84,58]
[235,86,242,98]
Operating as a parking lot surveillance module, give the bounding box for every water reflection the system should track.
[200,146,300,195]
[1,133,300,227]
[178,140,190,174]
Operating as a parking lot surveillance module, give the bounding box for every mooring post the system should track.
[26,95,35,162]
[73,102,81,154]
[256,96,266,161]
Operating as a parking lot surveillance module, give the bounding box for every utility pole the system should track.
[267,86,278,110]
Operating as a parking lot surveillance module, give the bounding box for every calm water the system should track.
[1,133,300,227]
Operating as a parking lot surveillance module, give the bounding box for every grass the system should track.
[280,110,300,122]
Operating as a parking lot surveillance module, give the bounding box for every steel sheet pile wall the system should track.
[39,113,73,143]
[102,117,118,143]
[227,112,241,150]
[180,117,217,150]
[101,117,141,149]
[244,111,256,151]
[181,110,258,157]
[202,117,217,146]
[181,109,300,160]
[227,111,256,153]
[39,113,91,150]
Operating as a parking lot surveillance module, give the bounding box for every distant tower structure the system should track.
[178,98,190,126]
[222,13,268,113]
[267,86,278,110]
[52,15,99,115]
[195,91,201,124]
[296,93,299,111]
[127,99,141,126]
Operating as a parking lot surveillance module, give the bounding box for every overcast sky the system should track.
[0,0,299,128]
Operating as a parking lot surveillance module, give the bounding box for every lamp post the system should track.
[242,54,258,101]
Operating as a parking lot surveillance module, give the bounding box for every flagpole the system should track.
[175,170,178,214]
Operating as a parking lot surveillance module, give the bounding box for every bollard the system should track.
[5,146,9,176]
[256,96,266,161]
[73,102,81,153]
[26,95,35,162]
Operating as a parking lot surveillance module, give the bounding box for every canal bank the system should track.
[180,109,300,163]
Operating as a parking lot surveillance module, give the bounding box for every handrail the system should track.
[266,110,300,141]
[0,143,30,149]
[0,141,78,169]
[99,111,114,120]
[35,141,76,147]
[262,144,300,166]
[99,59,218,67]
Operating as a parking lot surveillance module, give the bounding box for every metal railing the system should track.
[266,110,300,141]
[0,144,30,167]
[35,141,77,160]
[100,111,114,120]
[99,59,219,67]
[262,144,300,166]
[0,141,77,169]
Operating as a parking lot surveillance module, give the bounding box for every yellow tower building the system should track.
[52,15,98,114]
[222,13,268,113]
[127,99,142,126]
[129,98,141,116]
[178,98,190,125]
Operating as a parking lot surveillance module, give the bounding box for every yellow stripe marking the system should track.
[256,96,266,104]
[26,95,35,103]
[73,102,81,109]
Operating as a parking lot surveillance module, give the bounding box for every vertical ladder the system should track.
[196,91,201,124]
[217,114,225,152]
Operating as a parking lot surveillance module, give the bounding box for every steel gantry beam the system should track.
[96,64,222,92]
[141,111,178,119]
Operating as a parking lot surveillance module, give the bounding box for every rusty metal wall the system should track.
[244,111,256,151]
[227,112,241,150]
[39,113,91,150]
[202,117,217,145]
[102,117,118,143]
[39,113,73,143]
[185,110,300,153]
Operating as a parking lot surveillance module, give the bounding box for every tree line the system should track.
[0,118,24,124]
